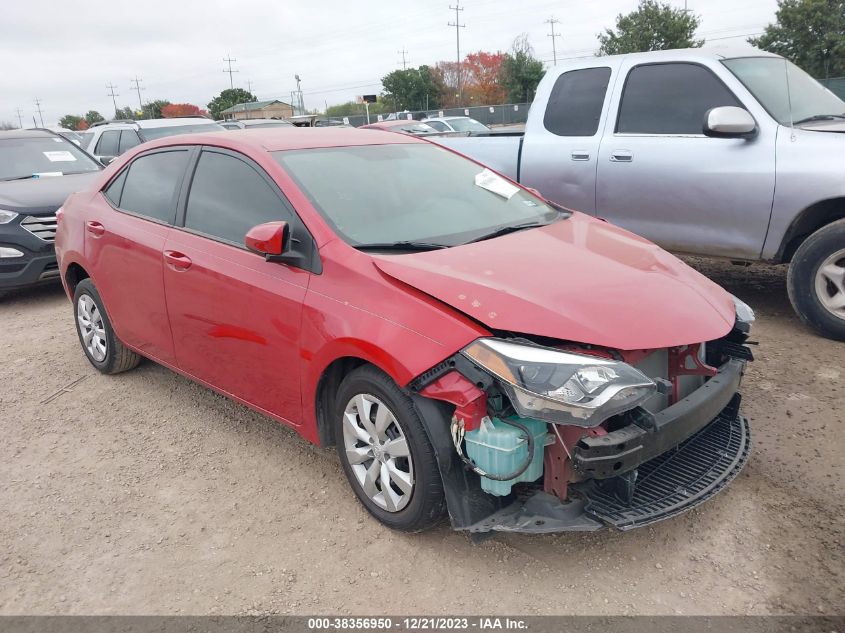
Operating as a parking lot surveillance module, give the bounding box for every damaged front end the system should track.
[408,299,755,534]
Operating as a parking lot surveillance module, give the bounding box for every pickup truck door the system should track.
[519,60,620,214]
[595,60,776,259]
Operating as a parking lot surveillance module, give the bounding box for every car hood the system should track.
[0,172,99,215]
[372,213,736,350]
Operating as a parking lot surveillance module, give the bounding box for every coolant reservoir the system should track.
[464,416,547,496]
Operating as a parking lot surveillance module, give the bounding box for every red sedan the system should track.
[55,128,754,534]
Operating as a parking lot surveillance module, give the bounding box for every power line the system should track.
[33,97,44,127]
[130,76,145,117]
[106,83,119,116]
[15,108,23,129]
[545,17,561,66]
[398,49,409,70]
[448,2,465,104]
[223,55,238,89]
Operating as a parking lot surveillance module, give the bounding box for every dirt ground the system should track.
[0,258,842,616]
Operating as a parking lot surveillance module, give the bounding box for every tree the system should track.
[84,111,104,126]
[142,100,171,119]
[598,0,703,55]
[498,35,545,103]
[161,103,207,118]
[114,106,136,120]
[0,122,16,130]
[463,51,507,104]
[750,0,845,78]
[326,99,390,117]
[381,66,445,111]
[59,114,85,130]
[77,120,90,131]
[207,88,256,120]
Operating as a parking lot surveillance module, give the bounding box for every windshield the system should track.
[274,143,561,247]
[447,118,489,132]
[138,122,225,141]
[0,136,101,181]
[723,57,845,125]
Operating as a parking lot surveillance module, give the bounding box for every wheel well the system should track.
[778,198,845,263]
[65,263,90,295]
[315,357,369,447]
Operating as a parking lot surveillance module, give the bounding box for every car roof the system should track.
[92,117,217,130]
[587,46,781,64]
[0,129,60,139]
[144,127,424,153]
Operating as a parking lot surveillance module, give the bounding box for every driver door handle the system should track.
[85,221,105,237]
[163,250,192,271]
[610,150,634,163]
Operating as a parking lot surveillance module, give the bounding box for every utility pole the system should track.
[106,83,119,117]
[448,3,466,105]
[294,74,304,116]
[545,17,561,66]
[398,49,409,70]
[130,76,145,118]
[33,98,44,127]
[247,79,255,97]
[15,108,23,129]
[223,55,238,89]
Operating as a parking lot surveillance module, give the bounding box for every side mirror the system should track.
[703,106,757,139]
[98,156,117,166]
[245,221,290,260]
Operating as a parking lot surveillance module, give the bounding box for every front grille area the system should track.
[574,396,750,530]
[21,214,58,242]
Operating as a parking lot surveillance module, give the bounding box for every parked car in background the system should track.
[218,118,294,130]
[423,116,490,133]
[434,47,845,341]
[81,118,224,164]
[56,128,754,535]
[0,129,101,296]
[359,120,440,135]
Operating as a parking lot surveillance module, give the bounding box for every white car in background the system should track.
[422,116,490,133]
[217,118,294,130]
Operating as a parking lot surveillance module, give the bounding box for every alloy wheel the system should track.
[342,393,414,512]
[77,295,107,362]
[815,248,845,320]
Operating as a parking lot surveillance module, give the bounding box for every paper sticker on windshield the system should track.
[43,151,77,162]
[52,137,64,142]
[474,168,519,200]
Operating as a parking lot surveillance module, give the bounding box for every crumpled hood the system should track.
[372,213,736,350]
[0,172,98,215]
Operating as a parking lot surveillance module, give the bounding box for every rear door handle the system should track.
[571,151,590,161]
[610,150,633,163]
[85,221,105,237]
[163,250,192,271]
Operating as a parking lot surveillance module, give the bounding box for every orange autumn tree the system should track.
[160,103,208,118]
[463,51,507,104]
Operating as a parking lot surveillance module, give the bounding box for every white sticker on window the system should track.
[33,172,63,178]
[474,168,519,200]
[43,151,77,162]
[53,137,64,142]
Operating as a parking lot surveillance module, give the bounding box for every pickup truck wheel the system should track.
[787,219,845,341]
[334,365,446,532]
[73,278,142,374]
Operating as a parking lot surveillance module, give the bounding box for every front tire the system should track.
[73,278,142,374]
[333,365,446,532]
[787,219,845,341]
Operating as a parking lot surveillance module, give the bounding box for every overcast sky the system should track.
[0,0,779,126]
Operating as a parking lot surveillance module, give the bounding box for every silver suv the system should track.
[81,118,225,163]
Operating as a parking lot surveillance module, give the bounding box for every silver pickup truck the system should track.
[435,48,845,341]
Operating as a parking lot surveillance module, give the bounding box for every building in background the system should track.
[219,100,294,121]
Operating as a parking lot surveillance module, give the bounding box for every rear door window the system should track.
[118,130,142,154]
[184,149,292,247]
[544,67,612,136]
[617,63,742,135]
[117,150,190,224]
[94,130,120,156]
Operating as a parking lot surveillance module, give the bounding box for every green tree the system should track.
[381,65,444,111]
[84,111,104,126]
[498,34,545,103]
[207,88,256,120]
[141,100,171,119]
[326,99,390,117]
[750,0,845,78]
[114,106,136,120]
[59,114,84,130]
[598,0,703,55]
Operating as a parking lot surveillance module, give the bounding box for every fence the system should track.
[819,77,845,100]
[324,102,531,128]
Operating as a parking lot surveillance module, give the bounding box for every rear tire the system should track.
[73,278,142,374]
[333,365,446,532]
[787,219,845,341]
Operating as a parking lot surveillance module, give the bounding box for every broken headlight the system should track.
[462,338,656,428]
[732,295,755,334]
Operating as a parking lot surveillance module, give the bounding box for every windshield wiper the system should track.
[1,174,37,182]
[354,241,450,252]
[794,114,845,124]
[463,221,550,245]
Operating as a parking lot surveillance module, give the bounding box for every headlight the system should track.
[0,209,18,224]
[462,338,656,427]
[732,295,755,333]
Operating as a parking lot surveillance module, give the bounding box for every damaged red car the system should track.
[55,128,754,534]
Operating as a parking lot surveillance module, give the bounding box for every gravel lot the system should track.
[0,258,842,616]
